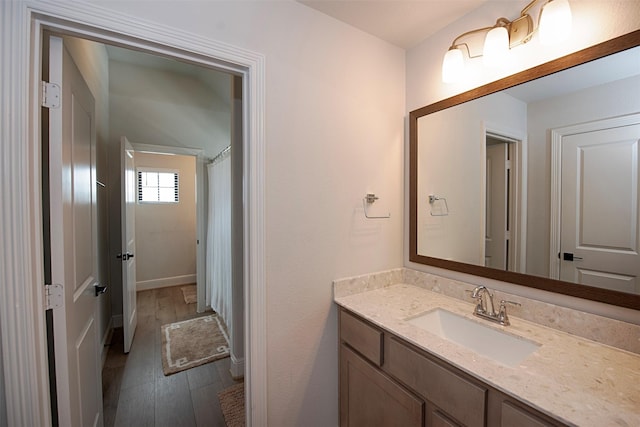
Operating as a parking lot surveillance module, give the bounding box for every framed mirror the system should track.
[410,30,640,310]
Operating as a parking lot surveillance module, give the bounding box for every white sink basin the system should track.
[406,308,540,367]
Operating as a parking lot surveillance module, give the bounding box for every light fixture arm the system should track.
[450,25,494,48]
[447,0,556,57]
[448,25,494,58]
[448,17,514,58]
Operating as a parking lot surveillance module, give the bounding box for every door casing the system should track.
[0,2,266,426]
[481,124,528,274]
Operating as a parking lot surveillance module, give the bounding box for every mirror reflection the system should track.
[415,44,640,296]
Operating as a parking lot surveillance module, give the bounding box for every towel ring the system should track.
[363,193,390,219]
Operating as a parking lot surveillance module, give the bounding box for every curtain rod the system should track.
[209,145,231,164]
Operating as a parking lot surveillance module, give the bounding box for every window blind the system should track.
[137,170,179,203]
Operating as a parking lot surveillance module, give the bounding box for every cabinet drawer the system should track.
[340,309,383,366]
[385,336,487,427]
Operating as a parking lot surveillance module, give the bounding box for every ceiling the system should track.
[504,45,640,103]
[103,1,489,80]
[297,0,488,49]
[105,43,231,95]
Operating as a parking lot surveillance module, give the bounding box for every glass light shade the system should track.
[442,48,464,83]
[539,0,572,45]
[483,26,509,67]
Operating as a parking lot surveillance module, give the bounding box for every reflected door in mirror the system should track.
[558,119,640,294]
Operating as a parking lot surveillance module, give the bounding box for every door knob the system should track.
[94,284,107,297]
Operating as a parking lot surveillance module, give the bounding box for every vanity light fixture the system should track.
[442,0,572,83]
[483,24,509,67]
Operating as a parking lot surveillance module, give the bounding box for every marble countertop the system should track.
[335,284,640,427]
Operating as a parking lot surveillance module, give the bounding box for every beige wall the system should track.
[108,59,231,316]
[91,2,405,425]
[4,0,639,424]
[417,92,526,264]
[134,152,197,289]
[109,60,231,159]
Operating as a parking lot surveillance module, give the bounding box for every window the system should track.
[137,169,179,203]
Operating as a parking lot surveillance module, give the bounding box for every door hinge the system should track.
[41,81,61,109]
[45,284,64,310]
[506,160,512,170]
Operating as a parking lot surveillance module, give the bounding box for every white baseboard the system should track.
[230,354,245,380]
[112,314,123,328]
[136,274,197,291]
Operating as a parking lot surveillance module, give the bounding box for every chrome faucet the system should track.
[470,285,496,316]
[469,286,520,326]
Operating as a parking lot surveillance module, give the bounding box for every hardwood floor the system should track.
[102,285,242,427]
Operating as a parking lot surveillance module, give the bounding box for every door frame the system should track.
[481,123,528,273]
[0,2,266,426]
[549,113,640,279]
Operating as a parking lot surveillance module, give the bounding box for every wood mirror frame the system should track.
[409,29,640,311]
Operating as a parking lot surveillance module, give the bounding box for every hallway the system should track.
[102,286,241,427]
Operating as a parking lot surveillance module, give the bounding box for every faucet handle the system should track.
[500,300,521,308]
[497,300,521,326]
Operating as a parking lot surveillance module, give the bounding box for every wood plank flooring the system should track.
[102,285,242,427]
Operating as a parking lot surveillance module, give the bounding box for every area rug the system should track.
[218,383,245,427]
[160,314,229,375]
[180,285,197,304]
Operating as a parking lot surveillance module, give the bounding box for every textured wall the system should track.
[92,1,406,425]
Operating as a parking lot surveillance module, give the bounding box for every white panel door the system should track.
[121,137,137,353]
[485,142,508,269]
[49,36,103,427]
[560,122,640,293]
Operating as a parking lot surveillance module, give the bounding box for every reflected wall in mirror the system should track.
[410,30,640,310]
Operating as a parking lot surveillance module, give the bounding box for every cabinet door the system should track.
[340,344,424,427]
[431,408,462,427]
[501,402,555,427]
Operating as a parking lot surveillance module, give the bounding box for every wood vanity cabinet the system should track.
[339,308,566,427]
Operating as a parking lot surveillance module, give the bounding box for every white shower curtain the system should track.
[206,152,232,336]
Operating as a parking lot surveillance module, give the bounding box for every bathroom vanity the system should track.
[340,308,563,426]
[334,270,640,427]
